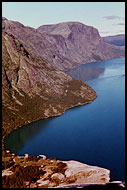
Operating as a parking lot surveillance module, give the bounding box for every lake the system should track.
[5,57,125,181]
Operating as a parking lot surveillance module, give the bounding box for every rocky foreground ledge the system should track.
[2,151,125,188]
[57,182,125,189]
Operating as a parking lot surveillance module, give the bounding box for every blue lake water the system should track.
[5,57,125,181]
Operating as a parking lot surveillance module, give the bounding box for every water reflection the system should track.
[5,118,51,154]
[66,67,105,81]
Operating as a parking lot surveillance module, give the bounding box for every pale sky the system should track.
[2,2,125,37]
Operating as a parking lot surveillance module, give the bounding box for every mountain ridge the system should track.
[2,18,125,72]
[103,34,125,46]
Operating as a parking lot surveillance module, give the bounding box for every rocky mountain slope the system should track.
[3,18,125,72]
[2,31,97,143]
[37,22,125,70]
[2,18,125,188]
[103,34,125,46]
[2,30,101,189]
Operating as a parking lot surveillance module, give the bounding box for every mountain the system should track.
[2,17,125,146]
[37,22,124,70]
[2,31,97,141]
[3,18,124,72]
[103,34,125,46]
[2,18,125,188]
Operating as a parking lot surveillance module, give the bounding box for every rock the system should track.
[111,181,125,187]
[13,158,16,162]
[119,184,125,188]
[6,150,10,153]
[63,160,110,184]
[37,179,50,187]
[111,181,123,184]
[25,181,30,186]
[51,173,65,181]
[24,154,29,158]
[2,169,13,176]
[55,183,125,189]
[39,155,46,160]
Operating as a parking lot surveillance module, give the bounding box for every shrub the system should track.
[2,165,46,188]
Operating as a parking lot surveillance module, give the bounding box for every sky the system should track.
[2,2,125,37]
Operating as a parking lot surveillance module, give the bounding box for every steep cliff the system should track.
[2,31,97,141]
[3,18,125,72]
[37,22,125,71]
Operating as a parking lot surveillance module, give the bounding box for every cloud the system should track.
[104,16,123,20]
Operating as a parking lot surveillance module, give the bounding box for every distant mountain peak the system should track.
[37,21,100,39]
[2,18,125,72]
[103,34,125,46]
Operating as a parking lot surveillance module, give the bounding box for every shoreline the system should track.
[2,57,125,188]
[65,56,125,72]
[3,95,97,154]
[3,56,125,149]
